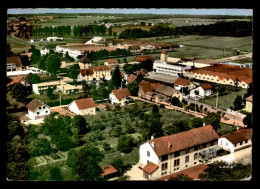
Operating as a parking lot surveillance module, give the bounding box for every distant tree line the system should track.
[118,21,252,39]
[33,25,72,38]
[82,48,132,60]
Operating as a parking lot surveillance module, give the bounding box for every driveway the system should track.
[123,163,147,181]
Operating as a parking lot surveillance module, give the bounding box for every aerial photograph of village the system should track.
[5,8,253,181]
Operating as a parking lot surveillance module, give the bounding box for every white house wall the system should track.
[28,105,50,120]
[68,101,80,115]
[139,142,159,165]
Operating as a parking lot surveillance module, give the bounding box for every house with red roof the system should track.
[138,80,161,101]
[126,74,138,84]
[68,98,96,115]
[26,99,50,120]
[109,88,131,106]
[7,75,25,87]
[101,164,118,179]
[189,83,213,101]
[7,56,24,72]
[218,128,252,164]
[139,125,220,180]
[173,77,197,93]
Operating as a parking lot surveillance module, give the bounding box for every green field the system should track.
[39,15,122,26]
[141,35,252,60]
[7,34,31,53]
[199,88,247,111]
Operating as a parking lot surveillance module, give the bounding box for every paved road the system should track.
[217,53,252,62]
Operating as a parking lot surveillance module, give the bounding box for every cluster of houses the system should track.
[31,36,64,43]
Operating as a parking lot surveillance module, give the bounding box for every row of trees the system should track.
[33,25,71,38]
[83,48,132,60]
[118,21,252,39]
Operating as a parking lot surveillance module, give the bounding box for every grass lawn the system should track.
[7,34,31,53]
[199,88,247,111]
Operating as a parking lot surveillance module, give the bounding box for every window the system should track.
[226,142,228,146]
[45,110,48,113]
[161,154,168,161]
[210,141,215,146]
[194,146,199,151]
[185,156,189,163]
[37,112,39,115]
[161,163,168,171]
[174,159,180,167]
[174,151,180,157]
[185,148,190,154]
[234,143,237,147]
[43,106,45,109]
[245,140,248,144]
[240,141,243,145]
[39,107,42,109]
[147,151,150,157]
[194,153,198,160]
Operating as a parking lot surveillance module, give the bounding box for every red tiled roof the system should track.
[74,98,96,110]
[79,69,94,76]
[92,65,110,71]
[139,80,161,94]
[26,99,45,112]
[101,165,118,177]
[148,125,219,157]
[7,56,23,67]
[142,162,159,174]
[112,88,130,100]
[161,51,168,54]
[200,83,212,90]
[156,164,208,181]
[137,70,148,75]
[105,59,119,64]
[185,64,252,84]
[221,128,252,144]
[126,74,138,83]
[246,95,252,102]
[120,72,125,78]
[7,75,23,86]
[174,78,191,86]
[135,55,154,62]
[155,84,178,97]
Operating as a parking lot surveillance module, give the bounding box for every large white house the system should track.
[217,128,252,164]
[85,37,104,45]
[68,98,96,115]
[40,47,50,56]
[189,83,213,101]
[139,125,220,180]
[26,99,50,120]
[109,88,131,106]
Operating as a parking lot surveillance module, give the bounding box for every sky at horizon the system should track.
[7,8,253,16]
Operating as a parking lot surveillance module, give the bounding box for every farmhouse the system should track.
[68,98,96,115]
[109,88,131,106]
[139,125,220,180]
[78,56,92,69]
[7,56,24,72]
[173,78,196,92]
[77,65,111,82]
[153,84,182,104]
[101,165,118,179]
[218,128,252,164]
[183,64,252,89]
[138,80,161,101]
[189,83,213,101]
[40,47,50,56]
[26,99,50,120]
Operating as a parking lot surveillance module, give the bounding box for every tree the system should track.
[68,64,80,79]
[243,114,252,128]
[243,83,253,102]
[111,158,125,176]
[111,65,122,88]
[126,80,139,96]
[233,95,244,110]
[152,105,159,114]
[73,115,90,136]
[20,55,30,67]
[190,117,204,128]
[25,73,41,85]
[7,43,14,57]
[140,59,154,71]
[203,112,221,131]
[79,82,91,99]
[9,83,31,102]
[46,53,61,76]
[117,135,135,153]
[171,96,181,107]
[50,167,63,181]
[46,86,55,100]
[76,144,104,181]
[199,161,251,181]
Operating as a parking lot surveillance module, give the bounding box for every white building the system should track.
[40,47,50,56]
[153,51,191,77]
[85,37,103,45]
[217,129,252,164]
[26,99,50,120]
[46,37,63,42]
[109,88,131,106]
[68,98,96,115]
[189,83,213,101]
